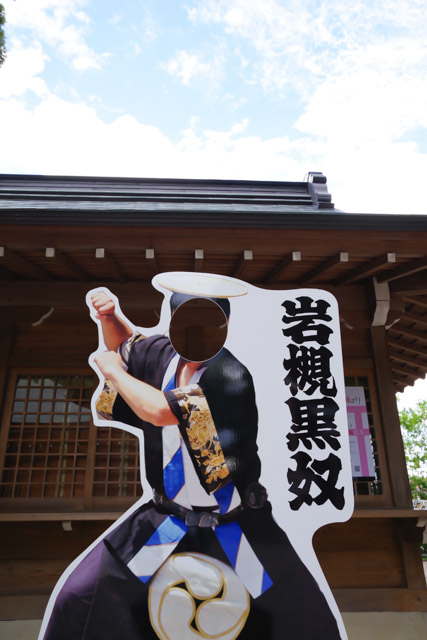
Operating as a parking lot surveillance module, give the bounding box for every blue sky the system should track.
[1,0,426,404]
[2,0,427,215]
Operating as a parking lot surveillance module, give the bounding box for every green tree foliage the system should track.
[400,400,427,555]
[0,3,6,67]
[409,475,427,502]
[399,399,427,475]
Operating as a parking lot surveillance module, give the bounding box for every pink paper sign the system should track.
[346,387,375,478]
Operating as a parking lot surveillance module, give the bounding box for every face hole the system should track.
[169,298,228,362]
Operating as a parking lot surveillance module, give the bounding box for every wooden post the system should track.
[370,326,412,508]
[397,519,427,588]
[0,320,15,418]
[0,320,15,473]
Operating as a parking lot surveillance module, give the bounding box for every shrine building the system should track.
[0,172,426,639]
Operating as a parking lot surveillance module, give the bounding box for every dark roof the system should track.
[1,172,427,231]
[0,171,338,227]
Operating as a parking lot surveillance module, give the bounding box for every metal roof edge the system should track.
[1,209,427,230]
[0,172,309,190]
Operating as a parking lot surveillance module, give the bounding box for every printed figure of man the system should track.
[42,275,342,640]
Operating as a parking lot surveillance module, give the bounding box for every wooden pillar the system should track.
[370,326,412,508]
[0,320,15,417]
[397,519,427,588]
[0,320,15,474]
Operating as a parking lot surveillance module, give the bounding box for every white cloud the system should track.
[0,95,170,177]
[186,0,427,97]
[3,0,109,71]
[0,93,301,180]
[230,118,249,135]
[142,8,159,43]
[296,45,427,145]
[317,137,427,214]
[74,10,92,26]
[1,90,427,215]
[398,377,427,411]
[108,13,122,27]
[183,0,427,214]
[162,50,213,85]
[0,39,49,98]
[187,0,224,24]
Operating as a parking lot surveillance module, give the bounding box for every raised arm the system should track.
[94,350,176,426]
[91,291,133,352]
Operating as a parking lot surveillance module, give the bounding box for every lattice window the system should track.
[0,372,142,503]
[345,374,383,497]
[94,427,140,497]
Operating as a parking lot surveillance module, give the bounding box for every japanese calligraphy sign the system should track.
[228,283,353,524]
[226,281,353,639]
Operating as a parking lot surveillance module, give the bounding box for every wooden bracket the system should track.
[371,277,391,327]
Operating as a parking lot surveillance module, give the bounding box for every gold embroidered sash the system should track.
[170,384,231,493]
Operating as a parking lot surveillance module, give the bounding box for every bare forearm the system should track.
[98,354,175,426]
[91,291,133,351]
[100,315,133,351]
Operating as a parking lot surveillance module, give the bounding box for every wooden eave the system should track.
[1,173,427,393]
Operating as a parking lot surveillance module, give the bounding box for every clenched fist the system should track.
[94,350,124,380]
[91,291,116,318]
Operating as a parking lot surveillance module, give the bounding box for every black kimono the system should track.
[43,335,342,640]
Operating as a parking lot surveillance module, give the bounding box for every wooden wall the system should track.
[3,283,372,365]
[1,515,426,621]
[0,280,426,620]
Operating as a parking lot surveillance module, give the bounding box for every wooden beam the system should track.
[351,508,427,518]
[403,296,427,310]
[393,373,416,387]
[391,365,420,379]
[0,511,123,522]
[53,249,91,282]
[145,248,160,279]
[194,249,204,272]
[389,350,427,370]
[388,338,427,357]
[0,281,157,308]
[403,310,427,327]
[370,326,412,508]
[299,252,349,285]
[2,248,53,282]
[344,358,374,369]
[377,254,427,284]
[232,250,253,279]
[263,251,301,284]
[333,587,427,612]
[106,251,127,283]
[0,264,17,281]
[390,273,427,296]
[336,253,396,286]
[389,324,427,344]
[398,520,427,588]
[95,249,127,282]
